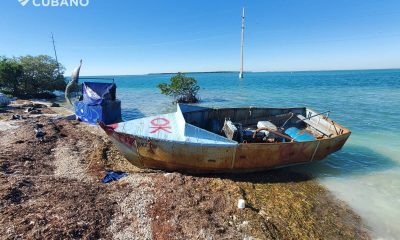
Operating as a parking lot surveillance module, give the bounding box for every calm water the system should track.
[105,69,399,239]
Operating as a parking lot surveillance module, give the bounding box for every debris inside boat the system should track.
[99,104,351,173]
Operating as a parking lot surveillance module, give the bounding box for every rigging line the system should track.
[280,112,294,129]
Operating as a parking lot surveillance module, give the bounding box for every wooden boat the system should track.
[99,104,351,173]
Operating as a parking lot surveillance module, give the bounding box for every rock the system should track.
[22,102,48,108]
[11,115,25,120]
[21,102,34,108]
[238,221,249,229]
[258,210,267,216]
[51,102,60,107]
[32,103,48,108]
[25,107,42,114]
[24,107,34,113]
[30,110,42,114]
[64,114,77,120]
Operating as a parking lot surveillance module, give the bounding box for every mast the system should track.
[239,7,245,79]
[51,32,60,75]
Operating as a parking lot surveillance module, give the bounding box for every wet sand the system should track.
[0,101,370,239]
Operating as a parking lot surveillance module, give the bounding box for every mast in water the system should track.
[239,7,245,79]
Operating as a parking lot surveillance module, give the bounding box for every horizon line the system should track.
[78,67,400,77]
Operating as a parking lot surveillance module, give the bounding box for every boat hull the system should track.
[103,125,351,173]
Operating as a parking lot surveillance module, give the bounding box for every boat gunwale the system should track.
[108,130,351,147]
[104,106,351,146]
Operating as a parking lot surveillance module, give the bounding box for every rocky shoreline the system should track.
[0,101,371,239]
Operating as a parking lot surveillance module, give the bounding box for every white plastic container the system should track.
[238,199,246,209]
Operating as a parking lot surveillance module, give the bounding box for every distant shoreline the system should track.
[80,68,400,78]
[146,68,400,75]
[147,71,241,75]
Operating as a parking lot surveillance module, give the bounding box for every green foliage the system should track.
[158,72,200,103]
[0,57,23,96]
[0,55,66,98]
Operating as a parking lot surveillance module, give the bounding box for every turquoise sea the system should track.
[103,69,400,238]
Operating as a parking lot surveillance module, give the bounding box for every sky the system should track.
[0,0,400,76]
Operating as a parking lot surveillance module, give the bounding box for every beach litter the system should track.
[22,102,48,108]
[238,199,246,209]
[11,115,26,120]
[34,123,46,141]
[25,107,42,114]
[102,171,128,183]
[50,102,60,107]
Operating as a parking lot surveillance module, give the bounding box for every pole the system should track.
[239,7,245,79]
[51,32,60,75]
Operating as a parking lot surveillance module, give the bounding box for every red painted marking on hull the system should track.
[114,133,136,147]
[149,117,172,134]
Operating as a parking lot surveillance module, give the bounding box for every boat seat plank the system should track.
[297,115,332,137]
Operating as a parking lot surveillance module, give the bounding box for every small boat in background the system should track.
[100,104,351,173]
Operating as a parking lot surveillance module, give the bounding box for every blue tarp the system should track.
[102,171,128,183]
[82,82,116,105]
[74,81,121,125]
[75,100,122,125]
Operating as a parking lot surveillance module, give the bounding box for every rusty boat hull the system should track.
[100,105,351,173]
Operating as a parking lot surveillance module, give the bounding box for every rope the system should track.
[310,141,321,162]
[280,112,294,129]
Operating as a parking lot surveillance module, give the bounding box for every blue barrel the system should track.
[284,127,316,142]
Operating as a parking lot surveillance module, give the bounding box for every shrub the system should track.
[158,72,200,103]
[0,55,66,99]
[0,57,23,96]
